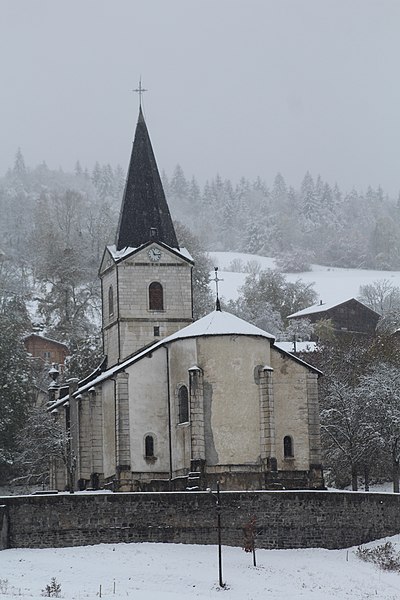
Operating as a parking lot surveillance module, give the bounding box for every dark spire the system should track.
[115,107,179,251]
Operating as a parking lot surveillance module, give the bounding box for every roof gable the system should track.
[287,297,381,319]
[98,246,116,275]
[271,344,322,375]
[106,241,193,265]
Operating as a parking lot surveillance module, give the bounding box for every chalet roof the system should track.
[287,297,381,319]
[23,333,69,350]
[115,107,179,251]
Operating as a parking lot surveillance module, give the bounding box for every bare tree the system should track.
[359,279,400,315]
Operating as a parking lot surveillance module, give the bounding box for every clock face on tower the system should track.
[148,247,162,262]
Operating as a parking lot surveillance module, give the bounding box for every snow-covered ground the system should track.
[2,536,400,600]
[210,251,400,304]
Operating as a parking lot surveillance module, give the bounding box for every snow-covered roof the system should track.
[164,310,275,343]
[274,341,317,353]
[23,333,69,349]
[107,243,193,264]
[287,298,378,319]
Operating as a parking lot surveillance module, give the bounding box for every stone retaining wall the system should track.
[1,490,400,550]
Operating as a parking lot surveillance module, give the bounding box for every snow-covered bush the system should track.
[356,542,400,572]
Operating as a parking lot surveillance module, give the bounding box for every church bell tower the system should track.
[99,106,193,366]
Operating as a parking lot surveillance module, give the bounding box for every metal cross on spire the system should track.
[212,267,223,312]
[133,77,148,107]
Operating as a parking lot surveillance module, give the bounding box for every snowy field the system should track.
[2,537,400,600]
[210,251,400,304]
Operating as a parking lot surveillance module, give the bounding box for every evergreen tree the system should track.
[64,333,103,381]
[114,165,126,201]
[0,297,33,482]
[300,171,317,227]
[188,176,201,221]
[74,161,83,177]
[270,172,288,210]
[13,148,27,179]
[91,161,102,192]
[98,164,114,201]
[170,164,188,199]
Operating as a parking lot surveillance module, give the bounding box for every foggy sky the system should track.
[1,0,400,195]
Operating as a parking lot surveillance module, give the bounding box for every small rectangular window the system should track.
[284,435,294,458]
[154,326,160,337]
[108,286,114,317]
[145,435,154,457]
[178,385,189,423]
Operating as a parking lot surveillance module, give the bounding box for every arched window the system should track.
[108,285,114,317]
[145,435,155,458]
[149,282,163,310]
[178,385,189,423]
[283,435,294,458]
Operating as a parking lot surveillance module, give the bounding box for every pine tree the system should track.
[98,164,114,201]
[74,161,83,177]
[300,171,317,227]
[13,148,27,179]
[91,162,102,192]
[0,297,33,482]
[170,164,188,199]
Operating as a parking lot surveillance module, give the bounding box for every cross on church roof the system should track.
[212,267,223,312]
[133,78,148,107]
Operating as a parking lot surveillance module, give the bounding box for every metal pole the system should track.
[216,481,224,588]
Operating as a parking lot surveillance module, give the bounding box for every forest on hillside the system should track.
[2,149,400,357]
[2,151,400,274]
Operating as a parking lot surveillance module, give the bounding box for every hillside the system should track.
[210,251,400,305]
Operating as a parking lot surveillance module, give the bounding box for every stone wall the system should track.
[1,491,400,550]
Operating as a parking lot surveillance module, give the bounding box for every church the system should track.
[49,106,324,492]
